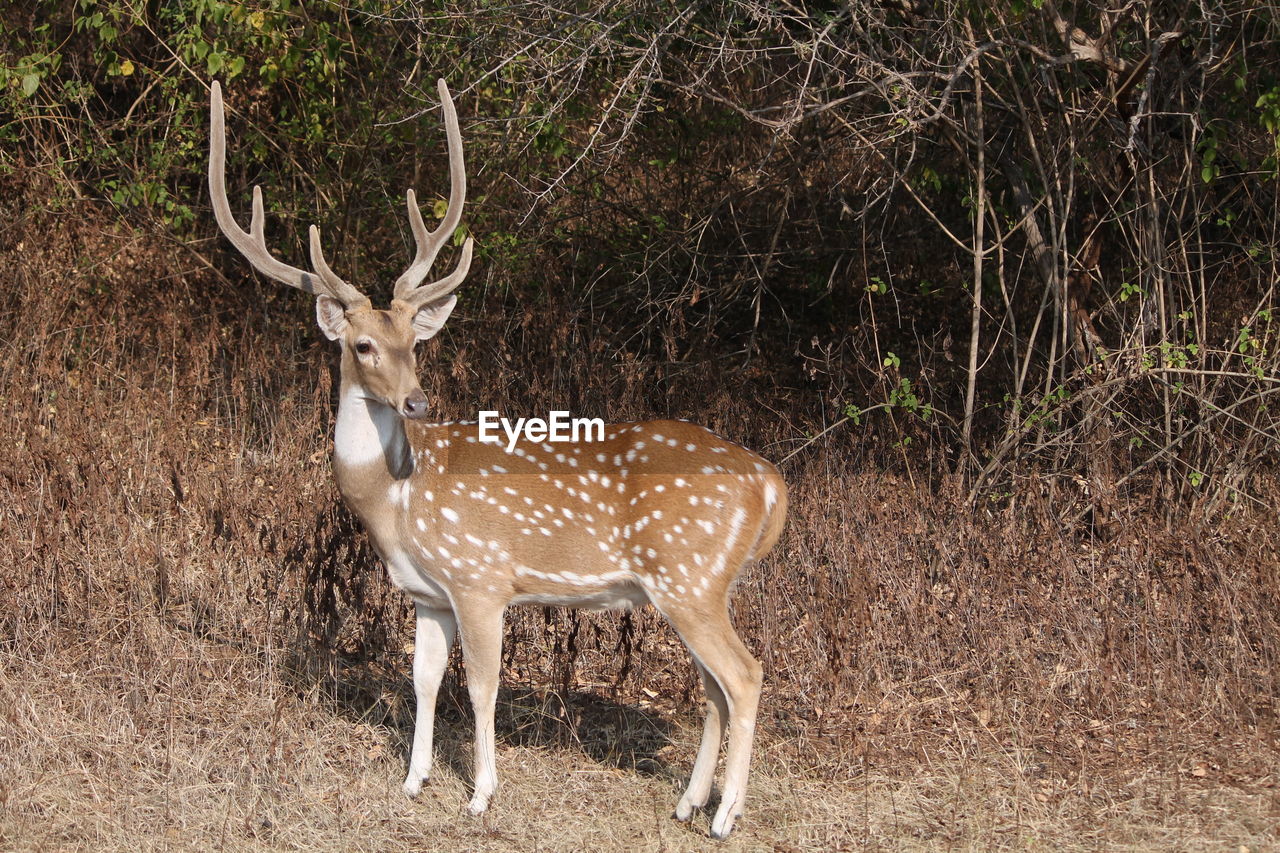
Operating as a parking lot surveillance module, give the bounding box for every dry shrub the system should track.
[1,178,1278,849]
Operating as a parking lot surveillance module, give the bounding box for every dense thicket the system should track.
[5,0,1278,521]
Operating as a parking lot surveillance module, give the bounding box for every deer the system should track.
[208,78,786,840]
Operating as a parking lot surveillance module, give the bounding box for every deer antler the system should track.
[208,81,371,311]
[393,79,475,309]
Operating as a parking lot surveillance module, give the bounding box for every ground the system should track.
[2,621,1276,852]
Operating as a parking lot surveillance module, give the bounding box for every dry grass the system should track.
[3,631,1276,852]
[3,630,1276,852]
[1,185,1278,850]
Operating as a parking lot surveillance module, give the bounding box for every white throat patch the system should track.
[334,386,404,467]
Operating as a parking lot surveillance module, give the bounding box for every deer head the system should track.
[208,79,474,420]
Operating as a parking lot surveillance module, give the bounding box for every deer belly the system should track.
[510,578,648,612]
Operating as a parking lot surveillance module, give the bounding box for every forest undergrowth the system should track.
[0,174,1276,850]
[4,1,1280,847]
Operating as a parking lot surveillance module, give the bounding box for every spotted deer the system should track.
[208,79,786,840]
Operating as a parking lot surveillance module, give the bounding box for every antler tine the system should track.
[209,81,370,309]
[393,78,470,303]
[308,225,372,309]
[400,236,474,308]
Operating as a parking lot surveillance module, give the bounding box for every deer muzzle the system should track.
[401,388,430,420]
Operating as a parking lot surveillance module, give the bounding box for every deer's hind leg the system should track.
[652,597,762,839]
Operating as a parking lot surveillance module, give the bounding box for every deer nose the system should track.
[402,389,430,420]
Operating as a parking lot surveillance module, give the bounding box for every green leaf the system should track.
[21,73,39,97]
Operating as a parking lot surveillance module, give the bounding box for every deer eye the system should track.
[355,340,373,355]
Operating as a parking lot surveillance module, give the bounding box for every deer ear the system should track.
[316,295,349,341]
[412,295,457,341]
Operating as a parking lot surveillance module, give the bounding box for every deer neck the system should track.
[332,381,414,525]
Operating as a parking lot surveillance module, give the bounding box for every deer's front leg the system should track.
[403,602,457,797]
[455,597,505,815]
